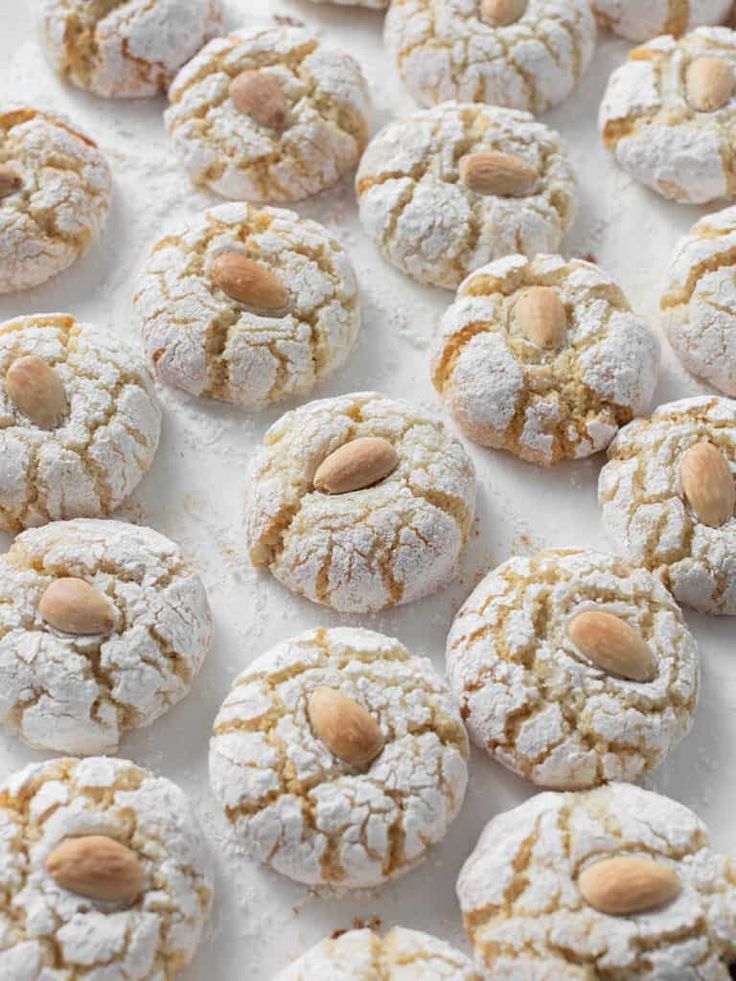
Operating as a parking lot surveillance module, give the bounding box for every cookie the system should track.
[600,28,736,205]
[209,627,469,888]
[0,755,213,979]
[592,0,731,41]
[384,0,595,114]
[165,25,370,203]
[356,102,577,291]
[0,518,212,755]
[0,107,111,294]
[457,782,736,979]
[245,392,476,612]
[134,202,360,406]
[0,313,161,531]
[599,396,736,615]
[431,254,660,465]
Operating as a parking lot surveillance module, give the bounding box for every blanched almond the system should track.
[680,442,735,528]
[459,151,538,197]
[307,687,384,768]
[313,437,399,494]
[6,356,67,429]
[229,71,288,129]
[686,57,734,112]
[39,577,115,636]
[568,610,656,682]
[211,252,289,314]
[579,856,680,915]
[513,287,567,349]
[47,835,145,903]
[479,0,527,26]
[0,163,22,200]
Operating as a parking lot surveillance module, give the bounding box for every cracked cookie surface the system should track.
[592,0,730,41]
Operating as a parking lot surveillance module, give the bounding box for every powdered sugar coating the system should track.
[0,756,213,979]
[356,103,577,291]
[165,25,370,203]
[210,627,469,889]
[245,392,476,613]
[599,396,736,615]
[457,783,736,978]
[432,254,660,465]
[592,0,730,42]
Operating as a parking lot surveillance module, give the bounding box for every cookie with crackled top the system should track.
[592,0,730,41]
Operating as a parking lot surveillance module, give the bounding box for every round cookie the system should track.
[356,102,577,291]
[0,756,213,979]
[592,0,731,41]
[165,25,370,203]
[0,313,161,531]
[134,202,360,406]
[600,28,736,205]
[599,395,736,615]
[0,518,212,755]
[431,254,660,465]
[446,548,699,789]
[245,392,477,613]
[209,627,469,888]
[457,783,736,979]
[384,0,595,114]
[0,107,112,293]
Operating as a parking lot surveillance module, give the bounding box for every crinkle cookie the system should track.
[245,392,476,613]
[210,627,469,888]
[0,107,111,294]
[599,396,736,615]
[0,313,161,532]
[384,0,595,114]
[431,254,660,466]
[592,0,731,41]
[0,756,213,980]
[600,28,736,205]
[446,548,699,790]
[457,782,736,979]
[165,25,370,203]
[0,518,212,755]
[134,202,360,406]
[356,102,577,291]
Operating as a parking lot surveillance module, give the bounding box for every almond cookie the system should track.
[210,627,469,888]
[0,107,111,294]
[246,392,476,612]
[0,313,161,531]
[134,202,360,406]
[384,0,595,114]
[432,254,660,465]
[592,0,731,41]
[599,396,736,615]
[0,755,213,979]
[457,783,736,979]
[0,518,212,756]
[165,25,370,203]
[356,103,577,291]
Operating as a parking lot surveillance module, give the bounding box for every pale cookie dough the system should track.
[457,782,736,979]
[209,627,469,888]
[599,396,736,615]
[592,0,731,41]
[600,28,736,205]
[0,107,112,293]
[384,0,595,114]
[0,313,161,531]
[245,392,476,612]
[0,755,214,979]
[356,103,577,291]
[0,518,212,755]
[134,202,360,406]
[165,25,370,203]
[432,254,660,465]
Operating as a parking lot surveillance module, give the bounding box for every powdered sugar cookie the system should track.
[599,396,736,615]
[0,755,213,979]
[446,548,699,790]
[385,0,595,114]
[0,107,111,293]
[134,202,359,406]
[166,25,370,203]
[431,254,660,465]
[246,392,476,612]
[210,627,469,888]
[356,103,577,291]
[0,313,160,531]
[0,518,212,755]
[592,0,730,41]
[457,783,736,979]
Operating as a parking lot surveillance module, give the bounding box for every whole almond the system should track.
[6,356,67,429]
[479,0,527,26]
[229,70,288,129]
[211,252,289,314]
[47,835,145,903]
[307,687,384,768]
[512,287,567,349]
[39,577,115,636]
[568,610,657,682]
[579,856,680,916]
[686,57,734,112]
[0,163,22,200]
[680,441,735,528]
[313,436,399,495]
[459,151,538,197]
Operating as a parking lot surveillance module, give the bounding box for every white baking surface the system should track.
[0,3,734,979]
